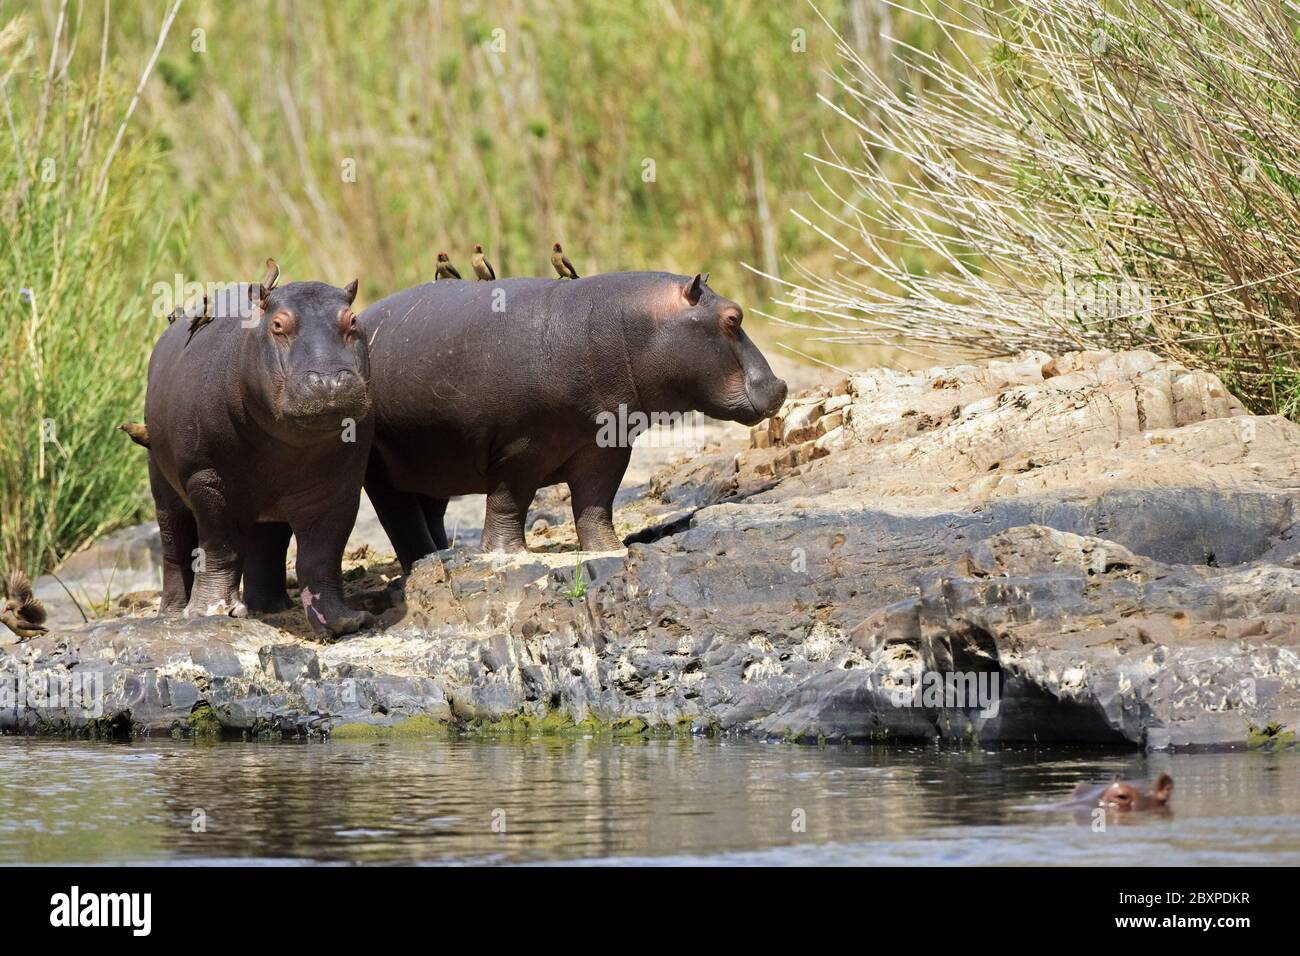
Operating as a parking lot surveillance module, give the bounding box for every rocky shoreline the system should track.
[4,350,1299,751]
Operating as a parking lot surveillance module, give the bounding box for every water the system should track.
[0,737,1296,865]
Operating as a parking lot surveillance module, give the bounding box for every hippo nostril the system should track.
[303,372,324,391]
[771,378,788,408]
[751,376,787,415]
[333,370,356,390]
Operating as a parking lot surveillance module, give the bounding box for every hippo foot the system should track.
[478,536,529,554]
[300,587,375,640]
[245,591,296,614]
[575,527,625,552]
[184,596,248,619]
[309,606,374,641]
[346,587,395,615]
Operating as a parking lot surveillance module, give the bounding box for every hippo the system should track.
[143,275,375,638]
[1052,774,1174,812]
[356,271,787,565]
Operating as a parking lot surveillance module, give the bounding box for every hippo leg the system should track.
[150,459,197,614]
[291,492,374,639]
[566,444,632,551]
[182,472,247,619]
[480,480,536,553]
[419,495,451,550]
[365,464,436,572]
[243,522,295,613]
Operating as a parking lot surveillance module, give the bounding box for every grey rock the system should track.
[4,350,1299,751]
[258,644,321,684]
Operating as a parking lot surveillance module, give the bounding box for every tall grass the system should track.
[1,5,182,575]
[102,0,965,315]
[112,0,850,305]
[763,0,1300,412]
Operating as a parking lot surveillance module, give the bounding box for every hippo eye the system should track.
[269,311,295,338]
[340,309,359,338]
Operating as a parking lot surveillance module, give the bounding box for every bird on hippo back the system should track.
[342,269,788,569]
[142,262,377,640]
[472,244,496,281]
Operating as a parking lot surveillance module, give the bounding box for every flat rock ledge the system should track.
[4,349,1300,751]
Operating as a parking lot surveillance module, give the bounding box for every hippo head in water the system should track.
[1076,774,1174,811]
[630,273,787,426]
[249,279,371,431]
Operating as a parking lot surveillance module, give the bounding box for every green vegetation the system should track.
[185,702,225,740]
[465,709,687,739]
[329,710,692,740]
[560,554,589,599]
[1248,722,1296,750]
[1,8,184,576]
[329,714,452,740]
[107,0,917,307]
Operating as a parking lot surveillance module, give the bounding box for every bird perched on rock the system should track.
[472,244,496,281]
[551,242,579,279]
[435,252,462,280]
[184,293,211,346]
[120,421,150,448]
[2,570,47,642]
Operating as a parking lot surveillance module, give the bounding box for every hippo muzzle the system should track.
[742,366,788,425]
[280,367,370,430]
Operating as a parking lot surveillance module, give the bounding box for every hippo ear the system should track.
[258,284,272,310]
[262,258,280,290]
[1153,773,1173,801]
[685,273,705,306]
[343,279,359,306]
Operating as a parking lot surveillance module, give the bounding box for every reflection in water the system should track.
[0,737,1296,865]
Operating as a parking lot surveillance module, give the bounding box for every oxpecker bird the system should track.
[472,244,496,281]
[435,252,462,281]
[120,422,150,448]
[551,242,579,279]
[185,293,212,345]
[2,571,48,642]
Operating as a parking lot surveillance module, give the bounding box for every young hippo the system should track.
[356,271,788,566]
[143,275,374,638]
[1065,774,1174,811]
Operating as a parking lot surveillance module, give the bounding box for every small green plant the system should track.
[560,554,589,600]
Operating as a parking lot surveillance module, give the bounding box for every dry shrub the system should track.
[762,0,1300,413]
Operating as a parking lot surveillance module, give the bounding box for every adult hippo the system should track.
[144,275,375,638]
[360,272,787,564]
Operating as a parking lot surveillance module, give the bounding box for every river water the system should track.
[0,737,1295,865]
